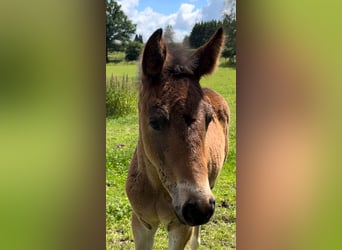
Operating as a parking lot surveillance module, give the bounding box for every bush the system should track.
[106,74,138,118]
[107,51,125,63]
[125,41,143,61]
[222,47,235,61]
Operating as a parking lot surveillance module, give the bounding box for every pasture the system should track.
[106,60,236,249]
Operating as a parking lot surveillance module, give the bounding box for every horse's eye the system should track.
[149,116,168,131]
[205,113,213,129]
[149,105,169,131]
[149,117,161,130]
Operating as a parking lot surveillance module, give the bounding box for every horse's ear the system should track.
[192,27,225,77]
[142,28,167,77]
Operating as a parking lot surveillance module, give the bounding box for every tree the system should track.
[182,35,190,47]
[164,25,175,43]
[125,41,143,61]
[106,0,136,62]
[188,15,236,63]
[134,34,143,43]
[189,20,221,48]
[222,12,236,62]
[222,47,234,62]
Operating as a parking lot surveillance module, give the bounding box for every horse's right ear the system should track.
[142,28,167,77]
[192,27,225,77]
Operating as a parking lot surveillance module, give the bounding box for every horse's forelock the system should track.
[163,43,196,76]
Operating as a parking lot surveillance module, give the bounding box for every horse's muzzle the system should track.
[181,197,215,226]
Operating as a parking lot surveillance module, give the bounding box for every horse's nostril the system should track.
[182,198,215,226]
[182,201,197,225]
[209,197,215,209]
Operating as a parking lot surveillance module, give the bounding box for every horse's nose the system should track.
[182,197,215,226]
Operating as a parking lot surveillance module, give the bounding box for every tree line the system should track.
[106,0,236,63]
[186,15,236,62]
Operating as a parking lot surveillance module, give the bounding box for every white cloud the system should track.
[117,0,234,43]
[125,3,202,43]
[201,0,225,21]
[117,0,139,17]
[174,4,201,30]
[132,7,173,41]
[172,4,202,41]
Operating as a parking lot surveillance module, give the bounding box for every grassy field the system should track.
[106,61,236,249]
[106,62,139,80]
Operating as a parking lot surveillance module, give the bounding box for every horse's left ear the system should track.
[192,27,225,77]
[142,28,167,78]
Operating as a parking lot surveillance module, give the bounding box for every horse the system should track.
[126,27,230,250]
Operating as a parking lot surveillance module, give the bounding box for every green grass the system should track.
[106,115,138,249]
[106,62,139,80]
[106,62,236,249]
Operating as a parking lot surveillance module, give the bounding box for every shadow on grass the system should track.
[109,59,123,64]
[219,61,236,69]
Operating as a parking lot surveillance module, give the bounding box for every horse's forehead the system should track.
[160,81,203,113]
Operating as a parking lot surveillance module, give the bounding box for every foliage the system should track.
[222,47,236,64]
[189,20,222,48]
[106,0,136,62]
[188,13,236,62]
[164,25,175,43]
[222,12,236,61]
[107,51,125,64]
[134,34,143,43]
[106,63,236,249]
[106,74,138,118]
[182,35,190,47]
[125,41,143,61]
